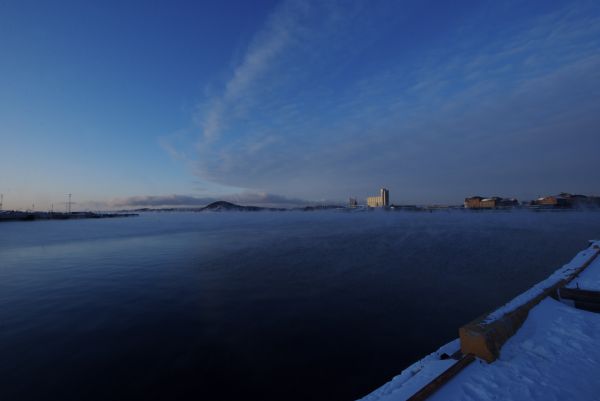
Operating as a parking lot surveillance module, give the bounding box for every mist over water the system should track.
[1,211,599,401]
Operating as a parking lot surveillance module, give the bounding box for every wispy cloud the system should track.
[169,0,600,203]
[198,0,310,142]
[158,130,191,162]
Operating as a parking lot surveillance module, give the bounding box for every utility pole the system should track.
[66,193,73,214]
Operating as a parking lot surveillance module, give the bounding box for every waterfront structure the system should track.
[464,196,484,208]
[348,197,358,208]
[532,193,600,208]
[480,197,499,208]
[367,188,389,207]
[532,195,568,207]
[464,196,519,209]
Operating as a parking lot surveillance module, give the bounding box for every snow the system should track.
[360,240,600,401]
[482,240,600,323]
[567,246,600,290]
[362,298,600,401]
[358,340,460,401]
[428,298,600,401]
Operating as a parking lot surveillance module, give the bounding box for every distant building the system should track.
[502,198,519,207]
[530,193,600,208]
[464,196,484,209]
[367,188,390,207]
[559,193,600,208]
[480,197,500,208]
[381,188,389,206]
[348,197,358,208]
[532,196,568,207]
[464,196,519,209]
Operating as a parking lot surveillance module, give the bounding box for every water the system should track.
[1,210,599,401]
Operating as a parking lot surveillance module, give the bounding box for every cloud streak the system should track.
[198,0,310,142]
[173,0,600,203]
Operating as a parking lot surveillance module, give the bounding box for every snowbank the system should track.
[362,298,600,401]
[567,245,600,291]
[358,340,460,401]
[429,298,600,400]
[360,240,600,401]
[483,240,599,323]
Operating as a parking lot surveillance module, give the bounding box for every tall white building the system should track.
[367,188,389,207]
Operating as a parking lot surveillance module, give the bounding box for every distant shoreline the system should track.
[2,200,598,222]
[0,211,138,223]
[117,200,600,213]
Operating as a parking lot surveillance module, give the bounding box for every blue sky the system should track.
[1,0,599,209]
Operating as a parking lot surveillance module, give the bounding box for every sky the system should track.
[1,0,599,210]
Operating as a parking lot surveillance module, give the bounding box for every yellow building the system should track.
[367,188,389,207]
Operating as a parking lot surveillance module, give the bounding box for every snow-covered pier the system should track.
[361,240,600,401]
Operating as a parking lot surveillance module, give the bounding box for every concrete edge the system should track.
[459,245,600,362]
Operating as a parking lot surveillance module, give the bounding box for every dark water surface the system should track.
[1,211,599,401]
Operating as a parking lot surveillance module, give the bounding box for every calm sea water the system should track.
[1,210,599,401]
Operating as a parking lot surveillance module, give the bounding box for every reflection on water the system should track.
[1,211,599,401]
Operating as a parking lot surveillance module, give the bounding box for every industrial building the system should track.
[367,188,389,207]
